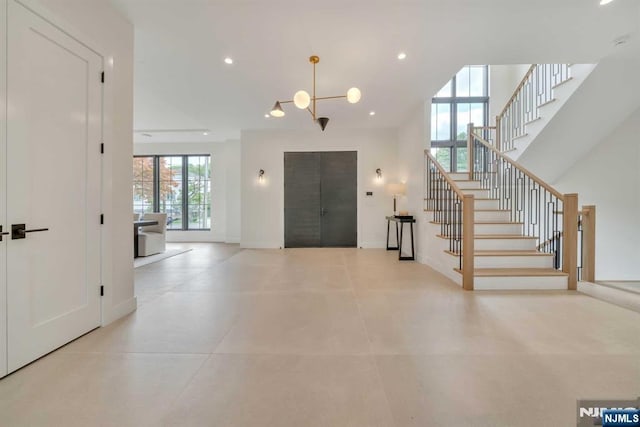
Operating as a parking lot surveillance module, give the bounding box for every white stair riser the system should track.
[431,188,490,198]
[455,181,483,189]
[474,275,567,290]
[427,210,511,223]
[475,238,538,251]
[475,223,523,234]
[475,211,511,222]
[448,173,469,180]
[432,178,482,189]
[475,199,500,210]
[462,188,490,197]
[474,256,554,269]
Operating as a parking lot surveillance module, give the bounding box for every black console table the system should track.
[386,215,416,261]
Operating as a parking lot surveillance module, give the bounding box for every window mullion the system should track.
[153,156,160,213]
[182,156,188,231]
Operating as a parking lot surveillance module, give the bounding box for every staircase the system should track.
[424,130,583,291]
[437,172,568,290]
[497,63,596,161]
[423,63,600,291]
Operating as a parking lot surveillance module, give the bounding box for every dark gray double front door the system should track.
[284,151,357,248]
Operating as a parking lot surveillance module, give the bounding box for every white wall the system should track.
[240,128,398,248]
[489,64,531,124]
[397,103,428,261]
[554,107,640,280]
[26,0,134,324]
[224,141,242,243]
[134,140,241,243]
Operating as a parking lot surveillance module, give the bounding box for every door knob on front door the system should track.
[0,225,9,242]
[11,224,50,240]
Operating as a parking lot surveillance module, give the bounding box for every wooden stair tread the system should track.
[424,197,499,201]
[475,234,537,239]
[445,250,553,257]
[455,268,568,277]
[436,234,537,240]
[429,221,523,225]
[474,250,552,257]
[424,208,509,213]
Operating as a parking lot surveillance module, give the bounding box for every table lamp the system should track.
[386,183,406,216]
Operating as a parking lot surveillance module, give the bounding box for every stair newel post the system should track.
[462,194,475,291]
[562,193,579,290]
[467,123,474,180]
[495,115,501,151]
[581,205,596,283]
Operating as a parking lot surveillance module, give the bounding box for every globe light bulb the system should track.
[293,90,311,109]
[347,87,361,104]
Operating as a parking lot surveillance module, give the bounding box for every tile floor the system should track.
[1,243,640,426]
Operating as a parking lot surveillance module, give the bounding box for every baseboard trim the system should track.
[359,241,386,249]
[102,296,137,326]
[240,241,282,249]
[578,282,640,314]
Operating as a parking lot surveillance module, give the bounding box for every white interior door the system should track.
[6,0,102,373]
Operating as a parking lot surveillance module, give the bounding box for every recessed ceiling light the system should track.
[397,52,407,60]
[264,114,270,118]
[599,0,614,5]
[224,57,233,65]
[203,132,209,136]
[369,111,376,116]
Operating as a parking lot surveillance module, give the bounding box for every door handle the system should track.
[321,208,327,216]
[11,224,50,240]
[0,225,9,242]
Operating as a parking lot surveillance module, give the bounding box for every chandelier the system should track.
[269,55,361,131]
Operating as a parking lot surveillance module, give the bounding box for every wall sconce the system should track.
[376,168,382,181]
[258,169,265,182]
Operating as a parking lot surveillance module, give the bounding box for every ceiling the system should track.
[109,0,640,143]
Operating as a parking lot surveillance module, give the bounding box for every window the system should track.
[133,155,211,231]
[133,157,155,214]
[431,65,489,172]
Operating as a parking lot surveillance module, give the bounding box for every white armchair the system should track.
[133,213,141,221]
[137,212,167,257]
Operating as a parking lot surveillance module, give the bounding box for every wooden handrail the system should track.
[424,150,466,200]
[499,64,536,118]
[425,149,474,291]
[471,132,565,200]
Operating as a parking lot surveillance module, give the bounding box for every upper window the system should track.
[431,65,489,172]
[133,155,211,231]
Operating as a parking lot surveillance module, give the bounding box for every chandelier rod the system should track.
[278,95,346,104]
[312,59,317,120]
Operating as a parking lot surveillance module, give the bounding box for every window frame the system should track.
[133,154,212,231]
[431,66,489,172]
